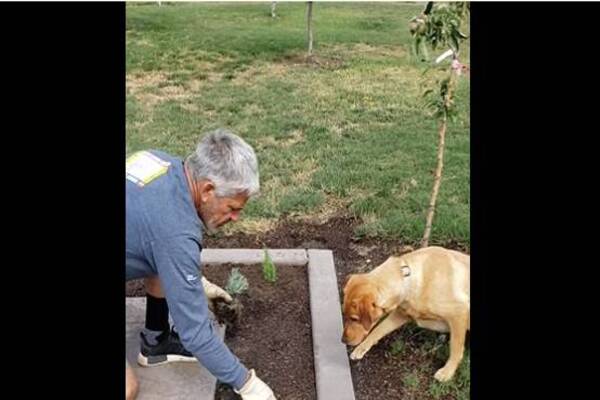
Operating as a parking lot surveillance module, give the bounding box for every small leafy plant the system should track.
[262,248,278,283]
[389,338,405,356]
[225,267,249,296]
[215,267,249,336]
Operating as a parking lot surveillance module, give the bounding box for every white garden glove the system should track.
[234,369,276,400]
[202,276,233,303]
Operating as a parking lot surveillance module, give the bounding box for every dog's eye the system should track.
[350,316,359,321]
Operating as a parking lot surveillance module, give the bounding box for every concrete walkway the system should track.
[126,297,225,400]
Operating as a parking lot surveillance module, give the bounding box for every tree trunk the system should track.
[423,2,434,15]
[421,115,447,248]
[421,71,458,248]
[306,2,313,58]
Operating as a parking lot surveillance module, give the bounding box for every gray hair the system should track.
[185,128,260,198]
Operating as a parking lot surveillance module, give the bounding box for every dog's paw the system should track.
[434,367,455,382]
[350,345,369,360]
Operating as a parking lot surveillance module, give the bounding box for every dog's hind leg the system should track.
[350,310,408,360]
[434,311,469,382]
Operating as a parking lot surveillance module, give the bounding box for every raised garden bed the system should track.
[126,249,355,400]
[204,263,315,400]
[126,248,356,400]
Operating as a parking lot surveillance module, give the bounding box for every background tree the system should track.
[409,2,470,247]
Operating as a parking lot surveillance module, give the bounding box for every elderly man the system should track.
[126,129,276,400]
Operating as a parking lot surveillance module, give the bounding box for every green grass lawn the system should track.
[126,1,470,246]
[389,324,470,399]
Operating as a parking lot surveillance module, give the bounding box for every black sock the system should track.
[145,294,170,334]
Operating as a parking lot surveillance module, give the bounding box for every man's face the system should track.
[198,190,249,232]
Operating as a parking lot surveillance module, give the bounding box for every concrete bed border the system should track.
[202,248,355,400]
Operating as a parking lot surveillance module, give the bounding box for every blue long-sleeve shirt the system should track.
[125,149,248,389]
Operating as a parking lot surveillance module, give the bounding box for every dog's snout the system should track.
[341,329,347,343]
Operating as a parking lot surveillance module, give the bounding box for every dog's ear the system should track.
[343,274,357,294]
[359,295,384,331]
[359,295,375,331]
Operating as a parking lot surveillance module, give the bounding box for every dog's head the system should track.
[341,274,385,346]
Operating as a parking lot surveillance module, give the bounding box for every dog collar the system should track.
[400,264,412,300]
[401,264,411,277]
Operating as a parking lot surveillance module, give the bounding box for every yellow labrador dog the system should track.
[342,246,469,382]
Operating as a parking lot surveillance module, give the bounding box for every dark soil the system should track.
[204,263,315,400]
[125,214,470,399]
[278,53,347,70]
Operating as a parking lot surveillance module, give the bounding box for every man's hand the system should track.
[235,369,276,400]
[202,276,233,303]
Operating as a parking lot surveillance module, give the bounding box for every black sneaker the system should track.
[137,328,196,367]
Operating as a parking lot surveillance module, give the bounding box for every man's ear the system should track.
[198,180,215,203]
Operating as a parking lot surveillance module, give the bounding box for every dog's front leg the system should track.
[350,311,408,360]
[434,312,468,382]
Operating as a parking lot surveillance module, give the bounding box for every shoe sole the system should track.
[137,353,197,367]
